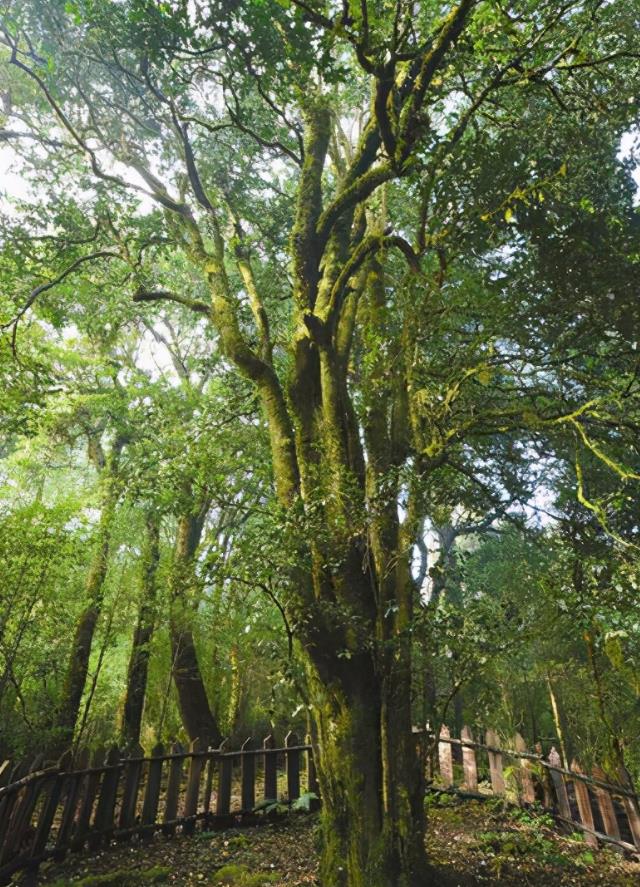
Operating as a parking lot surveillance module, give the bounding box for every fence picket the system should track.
[547,747,572,821]
[263,735,277,801]
[203,752,216,815]
[29,751,72,862]
[485,730,505,796]
[590,765,620,841]
[438,726,454,787]
[91,746,121,848]
[570,760,598,847]
[216,740,232,815]
[56,747,89,855]
[460,726,478,792]
[535,743,553,808]
[73,747,105,851]
[285,731,300,801]
[141,743,164,828]
[183,739,204,834]
[514,733,535,804]
[163,742,185,829]
[118,743,144,832]
[241,738,256,812]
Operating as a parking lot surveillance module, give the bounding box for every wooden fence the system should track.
[0,732,317,884]
[2,724,640,883]
[426,725,640,856]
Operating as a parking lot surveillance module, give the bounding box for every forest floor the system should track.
[30,795,640,887]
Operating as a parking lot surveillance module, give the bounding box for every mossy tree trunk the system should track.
[169,504,222,749]
[121,511,161,748]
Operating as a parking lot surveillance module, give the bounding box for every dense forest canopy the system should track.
[0,1,639,885]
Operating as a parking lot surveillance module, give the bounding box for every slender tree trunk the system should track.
[170,506,221,748]
[227,643,245,735]
[121,512,161,747]
[546,673,569,768]
[53,436,122,754]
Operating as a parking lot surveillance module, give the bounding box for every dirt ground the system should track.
[29,795,640,886]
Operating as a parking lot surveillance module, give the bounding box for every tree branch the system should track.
[132,288,211,317]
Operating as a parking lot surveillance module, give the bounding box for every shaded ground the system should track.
[29,796,640,886]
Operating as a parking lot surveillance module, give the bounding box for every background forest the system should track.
[0,1,639,885]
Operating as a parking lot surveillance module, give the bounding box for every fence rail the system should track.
[422,724,640,856]
[0,731,316,884]
[1,724,639,883]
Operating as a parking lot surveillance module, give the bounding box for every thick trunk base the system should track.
[310,663,429,887]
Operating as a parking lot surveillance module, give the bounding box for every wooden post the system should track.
[306,734,319,796]
[216,740,232,816]
[56,747,89,856]
[438,725,454,788]
[547,747,572,821]
[461,726,478,792]
[241,738,256,812]
[591,765,620,841]
[285,731,300,802]
[570,760,598,848]
[118,743,144,833]
[73,747,104,851]
[617,766,640,851]
[141,742,164,828]
[263,735,277,801]
[485,729,505,796]
[163,741,184,830]
[91,745,121,848]
[183,738,204,834]
[514,733,535,805]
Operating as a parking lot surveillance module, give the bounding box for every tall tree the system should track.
[2,1,639,883]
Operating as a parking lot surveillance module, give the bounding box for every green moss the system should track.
[50,866,170,887]
[211,863,280,886]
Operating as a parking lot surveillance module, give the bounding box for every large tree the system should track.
[2,1,639,884]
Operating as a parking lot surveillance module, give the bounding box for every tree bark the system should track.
[169,506,222,749]
[307,622,429,886]
[121,512,160,747]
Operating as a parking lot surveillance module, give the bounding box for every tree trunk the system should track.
[546,673,570,768]
[53,436,122,754]
[121,512,160,747]
[308,644,429,887]
[170,506,221,748]
[55,601,101,752]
